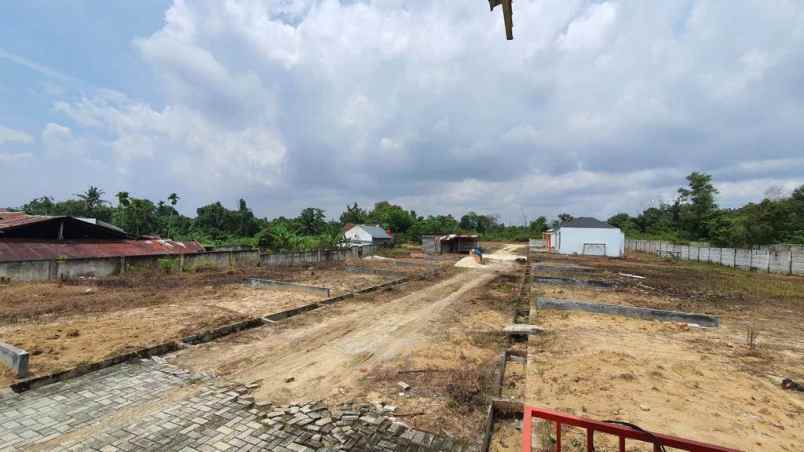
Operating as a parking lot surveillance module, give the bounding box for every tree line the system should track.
[14,190,544,250]
[606,173,804,247]
[12,172,804,250]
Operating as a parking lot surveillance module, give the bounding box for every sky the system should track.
[1,0,803,225]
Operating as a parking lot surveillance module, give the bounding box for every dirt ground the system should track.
[0,259,408,386]
[527,252,804,451]
[168,266,525,444]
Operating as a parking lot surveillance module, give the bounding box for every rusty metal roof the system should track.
[0,238,205,263]
[0,212,49,230]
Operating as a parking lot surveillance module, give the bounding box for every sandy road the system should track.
[170,268,499,404]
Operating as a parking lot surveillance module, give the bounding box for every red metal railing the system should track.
[522,405,741,452]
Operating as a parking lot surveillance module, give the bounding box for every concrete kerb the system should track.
[533,275,613,288]
[344,267,407,278]
[11,341,181,393]
[0,342,29,378]
[249,278,331,297]
[482,263,531,452]
[481,349,528,452]
[7,275,414,393]
[537,297,721,328]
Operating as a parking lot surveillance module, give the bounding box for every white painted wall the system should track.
[556,227,625,257]
[344,226,373,243]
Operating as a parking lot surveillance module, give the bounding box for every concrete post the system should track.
[790,251,794,275]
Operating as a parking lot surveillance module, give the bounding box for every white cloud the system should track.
[0,125,33,144]
[34,0,804,219]
[54,90,286,190]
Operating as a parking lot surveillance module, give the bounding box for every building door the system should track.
[582,243,606,256]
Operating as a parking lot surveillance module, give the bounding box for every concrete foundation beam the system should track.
[344,267,406,277]
[0,342,29,378]
[248,278,331,296]
[537,297,720,327]
[534,275,612,288]
[503,324,545,336]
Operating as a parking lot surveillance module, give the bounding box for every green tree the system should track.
[112,197,158,237]
[339,202,368,225]
[297,207,327,235]
[607,213,638,234]
[528,216,548,234]
[167,193,179,206]
[677,172,719,240]
[368,201,416,233]
[558,213,574,224]
[116,192,130,208]
[76,186,106,210]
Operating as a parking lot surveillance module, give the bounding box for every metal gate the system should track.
[582,243,606,256]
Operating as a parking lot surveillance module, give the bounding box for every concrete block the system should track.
[537,297,720,327]
[0,342,29,378]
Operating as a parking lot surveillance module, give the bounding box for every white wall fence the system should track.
[626,239,804,275]
[0,245,376,282]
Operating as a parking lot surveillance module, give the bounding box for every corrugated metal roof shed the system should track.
[0,212,49,230]
[0,213,129,240]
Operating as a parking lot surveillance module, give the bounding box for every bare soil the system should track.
[527,252,804,451]
[0,260,410,386]
[169,269,524,443]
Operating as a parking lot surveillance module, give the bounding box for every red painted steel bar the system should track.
[521,405,742,452]
[555,421,561,451]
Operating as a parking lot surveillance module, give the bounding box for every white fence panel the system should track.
[625,240,804,275]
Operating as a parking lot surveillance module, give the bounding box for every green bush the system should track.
[158,258,177,273]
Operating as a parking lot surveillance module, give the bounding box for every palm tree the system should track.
[76,186,106,210]
[116,191,130,208]
[168,193,180,206]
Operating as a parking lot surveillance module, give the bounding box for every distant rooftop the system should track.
[560,217,617,229]
[353,224,392,239]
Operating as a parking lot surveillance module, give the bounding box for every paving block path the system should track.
[0,359,477,451]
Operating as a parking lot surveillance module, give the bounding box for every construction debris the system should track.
[618,272,646,279]
[782,378,803,392]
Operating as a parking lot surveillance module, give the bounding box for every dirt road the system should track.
[171,268,498,404]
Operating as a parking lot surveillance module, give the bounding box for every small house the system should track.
[344,224,393,246]
[552,217,624,257]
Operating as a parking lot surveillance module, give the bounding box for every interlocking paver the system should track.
[0,358,479,451]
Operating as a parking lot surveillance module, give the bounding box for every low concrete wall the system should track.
[248,278,331,296]
[0,342,29,378]
[0,246,376,282]
[537,297,720,327]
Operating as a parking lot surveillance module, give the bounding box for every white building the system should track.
[553,217,624,257]
[344,224,393,246]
